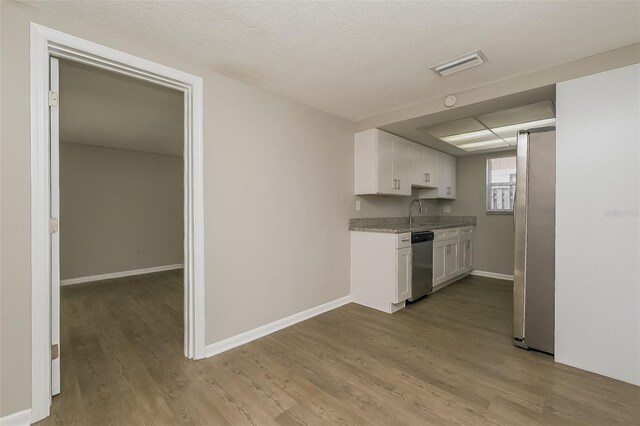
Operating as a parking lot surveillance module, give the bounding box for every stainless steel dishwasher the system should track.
[409,231,434,302]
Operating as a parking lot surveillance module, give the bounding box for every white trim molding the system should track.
[205,296,352,358]
[61,264,184,286]
[471,270,514,281]
[0,409,32,426]
[30,23,205,423]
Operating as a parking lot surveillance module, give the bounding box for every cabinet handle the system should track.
[401,238,410,242]
[398,179,401,190]
[425,173,428,182]
[427,173,430,182]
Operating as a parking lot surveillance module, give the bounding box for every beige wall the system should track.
[355,188,440,218]
[59,142,183,280]
[0,0,354,415]
[441,152,516,275]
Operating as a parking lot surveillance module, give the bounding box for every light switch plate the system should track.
[355,200,361,211]
[443,205,451,213]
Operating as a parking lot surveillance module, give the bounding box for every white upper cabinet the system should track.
[355,128,453,197]
[419,151,456,199]
[409,144,438,188]
[355,129,411,196]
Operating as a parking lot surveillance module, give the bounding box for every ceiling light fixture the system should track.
[431,50,488,77]
[440,129,494,144]
[457,139,509,151]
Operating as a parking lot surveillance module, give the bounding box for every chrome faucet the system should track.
[409,199,424,228]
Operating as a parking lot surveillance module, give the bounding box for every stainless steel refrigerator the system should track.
[513,128,556,354]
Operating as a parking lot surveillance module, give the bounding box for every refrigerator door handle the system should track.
[513,131,529,346]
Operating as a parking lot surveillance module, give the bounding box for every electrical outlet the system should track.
[355,200,361,211]
[443,205,451,213]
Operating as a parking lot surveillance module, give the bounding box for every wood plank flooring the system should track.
[39,271,640,425]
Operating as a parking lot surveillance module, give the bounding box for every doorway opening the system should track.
[30,24,205,423]
[53,55,185,396]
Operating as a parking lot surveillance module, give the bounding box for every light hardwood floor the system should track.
[40,271,639,425]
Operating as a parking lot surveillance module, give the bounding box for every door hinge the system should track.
[51,344,59,360]
[49,218,59,234]
[48,91,59,107]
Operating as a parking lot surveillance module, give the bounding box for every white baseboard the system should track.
[0,409,31,426]
[61,264,184,286]
[205,295,352,358]
[470,270,514,281]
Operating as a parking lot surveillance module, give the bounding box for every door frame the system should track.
[30,23,206,423]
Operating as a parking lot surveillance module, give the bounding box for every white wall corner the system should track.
[205,295,352,358]
[0,409,32,426]
[470,270,514,281]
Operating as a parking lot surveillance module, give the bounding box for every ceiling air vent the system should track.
[431,50,487,77]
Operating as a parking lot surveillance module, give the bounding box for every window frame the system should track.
[486,155,516,215]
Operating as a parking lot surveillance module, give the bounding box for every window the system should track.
[486,156,516,213]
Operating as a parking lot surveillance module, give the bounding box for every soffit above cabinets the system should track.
[418,101,555,152]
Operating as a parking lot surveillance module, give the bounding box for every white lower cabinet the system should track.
[432,226,473,291]
[351,232,412,314]
[433,238,459,287]
[351,226,473,313]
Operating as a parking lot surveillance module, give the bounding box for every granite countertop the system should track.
[349,215,477,233]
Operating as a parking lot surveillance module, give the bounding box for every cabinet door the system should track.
[448,154,456,199]
[395,247,412,303]
[377,132,395,194]
[409,143,426,187]
[410,144,438,189]
[458,235,472,274]
[464,239,473,271]
[392,138,411,195]
[433,241,447,286]
[445,240,459,279]
[423,146,438,188]
[458,236,466,272]
[437,153,456,199]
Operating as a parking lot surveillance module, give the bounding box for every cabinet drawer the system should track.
[396,233,412,249]
[433,228,458,241]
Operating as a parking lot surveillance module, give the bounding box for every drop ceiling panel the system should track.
[476,101,555,128]
[408,99,556,153]
[491,118,556,139]
[418,117,486,138]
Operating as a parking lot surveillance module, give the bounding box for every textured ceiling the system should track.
[26,1,640,121]
[59,59,183,156]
